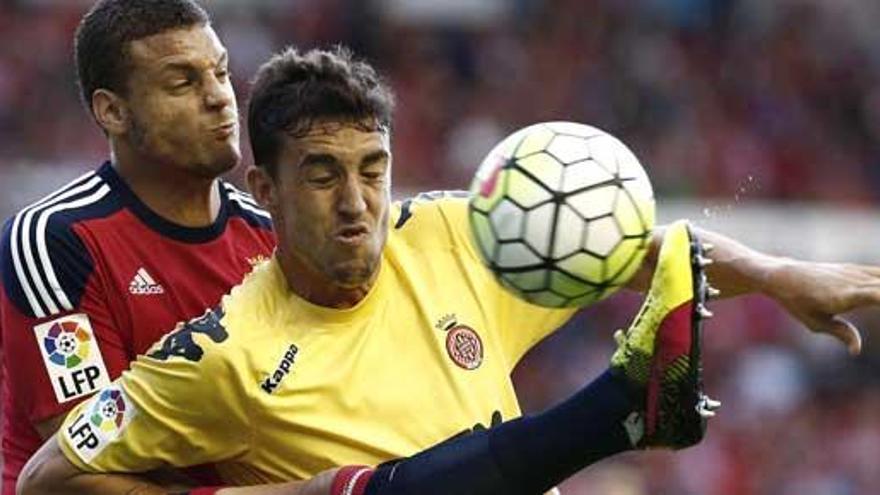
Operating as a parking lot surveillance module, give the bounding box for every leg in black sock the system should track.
[366,370,636,495]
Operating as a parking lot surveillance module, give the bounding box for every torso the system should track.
[0,162,275,490]
[207,195,573,482]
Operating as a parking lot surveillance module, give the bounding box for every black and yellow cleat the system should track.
[610,220,720,449]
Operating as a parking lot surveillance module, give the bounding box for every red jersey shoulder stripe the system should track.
[2,171,111,318]
[222,183,273,227]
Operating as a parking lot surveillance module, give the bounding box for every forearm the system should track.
[19,435,322,495]
[23,426,206,495]
[20,476,307,495]
[629,223,788,298]
[216,475,324,495]
[17,451,167,495]
[690,225,790,298]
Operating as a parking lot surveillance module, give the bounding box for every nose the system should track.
[204,73,235,112]
[337,176,368,220]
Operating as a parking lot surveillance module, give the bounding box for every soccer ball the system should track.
[468,121,655,308]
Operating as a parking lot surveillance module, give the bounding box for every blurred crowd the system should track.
[4,0,880,202]
[2,0,880,494]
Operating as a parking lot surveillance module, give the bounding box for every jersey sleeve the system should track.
[430,194,578,367]
[57,307,252,473]
[0,214,129,424]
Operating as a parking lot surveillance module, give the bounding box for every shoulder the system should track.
[144,306,231,365]
[140,259,281,374]
[392,190,469,232]
[131,305,241,395]
[221,181,273,231]
[390,191,479,255]
[0,170,121,318]
[220,256,286,329]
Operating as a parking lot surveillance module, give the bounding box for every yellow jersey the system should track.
[58,194,576,484]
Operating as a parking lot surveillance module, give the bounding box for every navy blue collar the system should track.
[97,161,231,243]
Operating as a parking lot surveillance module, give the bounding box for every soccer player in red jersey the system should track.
[0,1,274,491]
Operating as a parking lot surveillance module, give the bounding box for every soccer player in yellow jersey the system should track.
[20,46,880,495]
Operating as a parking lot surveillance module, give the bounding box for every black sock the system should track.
[365,369,636,495]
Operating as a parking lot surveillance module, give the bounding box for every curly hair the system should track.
[248,46,395,176]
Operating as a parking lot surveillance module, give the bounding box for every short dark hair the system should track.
[74,0,210,114]
[248,46,395,176]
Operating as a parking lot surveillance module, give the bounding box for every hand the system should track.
[764,259,880,355]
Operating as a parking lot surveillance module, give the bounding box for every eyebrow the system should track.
[361,150,389,166]
[160,50,228,74]
[300,153,339,168]
[300,150,388,169]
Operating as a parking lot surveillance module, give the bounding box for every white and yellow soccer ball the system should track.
[468,121,655,308]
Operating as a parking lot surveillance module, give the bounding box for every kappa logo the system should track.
[34,314,111,403]
[148,307,228,362]
[261,344,299,394]
[64,385,137,463]
[129,267,164,295]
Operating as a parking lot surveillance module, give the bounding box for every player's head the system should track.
[75,0,239,178]
[247,46,395,294]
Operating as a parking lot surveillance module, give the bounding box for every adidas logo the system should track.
[129,268,165,295]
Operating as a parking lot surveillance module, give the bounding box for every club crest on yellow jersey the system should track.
[434,313,483,370]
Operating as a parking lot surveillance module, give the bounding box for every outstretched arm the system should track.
[17,436,322,495]
[629,224,879,355]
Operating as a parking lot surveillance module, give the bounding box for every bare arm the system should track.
[17,434,329,495]
[31,415,198,492]
[17,437,168,495]
[629,223,879,354]
[33,415,65,441]
[25,416,171,494]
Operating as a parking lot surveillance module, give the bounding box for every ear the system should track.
[91,89,129,135]
[246,166,279,211]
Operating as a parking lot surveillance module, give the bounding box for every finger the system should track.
[818,316,863,356]
[854,264,880,278]
[853,287,880,307]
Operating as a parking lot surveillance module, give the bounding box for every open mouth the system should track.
[212,122,237,138]
[335,225,370,245]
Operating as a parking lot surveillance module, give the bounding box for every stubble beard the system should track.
[129,116,240,180]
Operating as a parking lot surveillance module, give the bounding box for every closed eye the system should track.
[309,176,335,186]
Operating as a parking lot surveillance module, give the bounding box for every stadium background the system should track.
[2,0,880,493]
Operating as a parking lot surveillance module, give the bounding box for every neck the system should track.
[277,250,376,309]
[111,148,221,227]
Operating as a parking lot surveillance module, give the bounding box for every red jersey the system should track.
[0,162,275,492]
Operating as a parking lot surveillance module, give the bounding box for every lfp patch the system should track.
[90,388,128,433]
[34,313,111,403]
[64,385,137,463]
